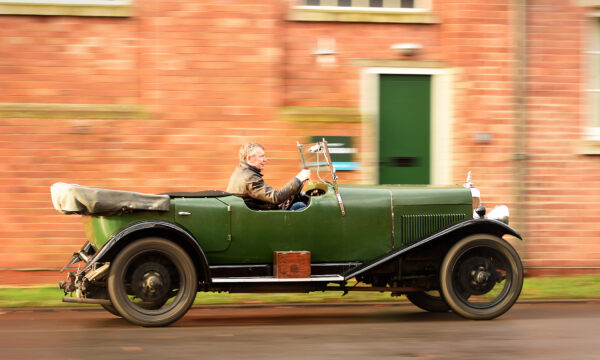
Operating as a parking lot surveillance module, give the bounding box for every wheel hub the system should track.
[458,257,497,296]
[472,266,491,284]
[131,261,172,302]
[142,271,164,295]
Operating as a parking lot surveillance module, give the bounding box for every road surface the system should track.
[1,301,599,359]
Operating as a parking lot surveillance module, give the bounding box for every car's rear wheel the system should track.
[107,237,197,327]
[406,291,450,312]
[440,234,523,320]
[101,303,121,317]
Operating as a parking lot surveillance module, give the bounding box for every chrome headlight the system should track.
[465,171,482,217]
[470,187,483,219]
[470,187,481,210]
[487,205,510,224]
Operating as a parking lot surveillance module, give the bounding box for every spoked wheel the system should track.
[101,303,121,317]
[406,291,450,313]
[107,237,197,327]
[84,285,121,317]
[440,234,523,320]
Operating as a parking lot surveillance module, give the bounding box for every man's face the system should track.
[247,147,267,170]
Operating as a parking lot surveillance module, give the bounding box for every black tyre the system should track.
[107,237,198,327]
[101,303,121,317]
[440,234,523,320]
[406,291,450,313]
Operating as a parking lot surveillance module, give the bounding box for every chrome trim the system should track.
[77,250,90,263]
[83,263,110,282]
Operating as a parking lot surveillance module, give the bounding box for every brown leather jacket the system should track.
[226,162,301,210]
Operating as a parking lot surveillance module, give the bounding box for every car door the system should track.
[213,190,344,264]
[173,197,232,252]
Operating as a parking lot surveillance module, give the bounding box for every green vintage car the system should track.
[53,140,523,327]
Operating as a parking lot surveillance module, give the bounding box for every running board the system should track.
[211,275,344,283]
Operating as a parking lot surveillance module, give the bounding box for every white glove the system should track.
[295,169,311,183]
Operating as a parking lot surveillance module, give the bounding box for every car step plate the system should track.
[211,275,344,283]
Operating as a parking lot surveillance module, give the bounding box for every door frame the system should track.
[360,67,453,185]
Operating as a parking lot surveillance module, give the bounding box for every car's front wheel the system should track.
[107,237,197,327]
[440,234,523,320]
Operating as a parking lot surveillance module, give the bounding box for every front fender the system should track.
[82,220,211,282]
[343,219,522,280]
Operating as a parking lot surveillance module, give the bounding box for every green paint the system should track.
[84,184,472,265]
[173,198,231,252]
[379,74,431,185]
[83,210,174,251]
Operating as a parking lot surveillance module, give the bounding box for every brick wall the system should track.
[524,1,600,274]
[439,1,516,204]
[1,0,600,284]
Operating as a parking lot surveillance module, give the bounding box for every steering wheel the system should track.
[281,180,306,210]
[304,182,328,197]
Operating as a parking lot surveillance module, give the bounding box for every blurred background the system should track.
[1,0,599,286]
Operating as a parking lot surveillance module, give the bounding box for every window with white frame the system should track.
[291,0,436,23]
[588,16,600,134]
[301,0,430,9]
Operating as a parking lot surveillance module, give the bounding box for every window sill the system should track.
[0,103,147,119]
[351,59,444,68]
[0,0,131,17]
[579,127,600,155]
[280,107,362,123]
[288,6,438,24]
[577,0,600,7]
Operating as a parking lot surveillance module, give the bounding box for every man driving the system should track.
[226,142,311,210]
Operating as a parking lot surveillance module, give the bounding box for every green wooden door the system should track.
[379,74,431,185]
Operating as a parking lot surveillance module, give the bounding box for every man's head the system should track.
[239,142,267,170]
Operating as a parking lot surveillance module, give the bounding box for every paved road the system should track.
[1,301,599,360]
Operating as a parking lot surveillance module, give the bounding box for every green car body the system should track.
[83,186,473,264]
[56,141,524,327]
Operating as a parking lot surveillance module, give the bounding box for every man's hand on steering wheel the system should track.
[296,169,310,183]
[282,169,310,210]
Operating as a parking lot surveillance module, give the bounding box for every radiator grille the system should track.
[400,214,466,245]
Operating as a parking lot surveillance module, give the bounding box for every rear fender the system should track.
[82,220,211,282]
[343,219,522,280]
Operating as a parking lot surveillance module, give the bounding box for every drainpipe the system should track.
[512,2,528,242]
